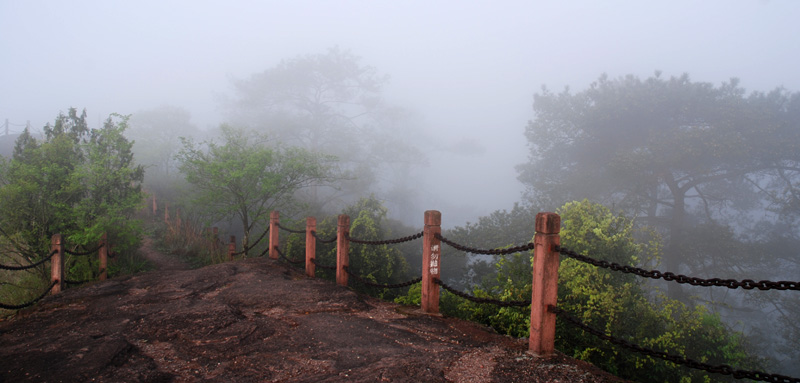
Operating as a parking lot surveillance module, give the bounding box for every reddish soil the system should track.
[0,239,626,382]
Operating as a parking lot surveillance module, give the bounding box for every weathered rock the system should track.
[0,258,625,382]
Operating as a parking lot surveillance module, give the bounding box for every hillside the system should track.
[0,240,625,382]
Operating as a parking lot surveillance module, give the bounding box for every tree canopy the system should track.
[517,73,800,294]
[224,47,424,213]
[0,108,144,253]
[176,125,338,253]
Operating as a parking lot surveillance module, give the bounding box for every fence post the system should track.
[306,216,316,278]
[164,202,170,223]
[336,214,350,287]
[99,232,108,281]
[529,212,561,355]
[228,235,236,261]
[152,195,157,215]
[50,234,64,294]
[212,227,219,253]
[269,211,280,259]
[422,210,442,314]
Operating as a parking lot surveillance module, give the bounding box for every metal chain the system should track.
[435,233,535,255]
[310,257,336,270]
[556,246,800,291]
[231,227,270,256]
[310,231,337,244]
[276,247,304,264]
[346,231,424,246]
[277,223,306,235]
[343,266,422,289]
[0,280,58,310]
[65,243,105,256]
[0,249,58,271]
[434,278,531,307]
[549,306,799,383]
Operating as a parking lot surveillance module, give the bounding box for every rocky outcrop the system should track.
[0,257,625,382]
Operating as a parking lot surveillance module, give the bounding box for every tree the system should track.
[224,47,424,213]
[176,125,338,253]
[0,108,144,281]
[429,201,759,383]
[517,73,800,299]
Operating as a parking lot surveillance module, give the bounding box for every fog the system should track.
[3,2,800,379]
[3,0,798,226]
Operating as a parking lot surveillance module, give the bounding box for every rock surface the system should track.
[0,250,626,382]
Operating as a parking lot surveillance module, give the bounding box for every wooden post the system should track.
[422,210,442,314]
[529,212,561,355]
[99,233,108,281]
[212,227,219,253]
[50,234,64,294]
[152,194,157,215]
[164,202,170,223]
[228,235,236,261]
[305,216,316,278]
[269,211,279,259]
[336,214,350,287]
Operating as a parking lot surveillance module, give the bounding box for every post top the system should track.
[424,210,441,226]
[338,214,350,225]
[535,212,561,234]
[270,211,280,219]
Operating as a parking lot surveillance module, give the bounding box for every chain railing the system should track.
[230,227,269,256]
[556,245,800,291]
[276,247,304,264]
[169,206,800,382]
[1,233,112,310]
[434,278,531,307]
[549,306,799,383]
[65,243,105,257]
[346,231,423,245]
[436,233,535,255]
[0,249,58,271]
[277,223,306,235]
[343,265,422,289]
[310,257,336,270]
[0,280,59,310]
[311,230,337,244]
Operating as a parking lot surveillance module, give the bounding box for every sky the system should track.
[2,0,799,226]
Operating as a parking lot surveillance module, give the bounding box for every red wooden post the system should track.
[336,214,350,287]
[164,202,170,223]
[152,194,157,215]
[269,211,279,259]
[422,210,442,314]
[306,216,316,278]
[228,235,236,261]
[99,232,108,281]
[50,234,64,294]
[529,212,561,355]
[212,227,219,253]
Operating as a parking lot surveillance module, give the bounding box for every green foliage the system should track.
[0,109,145,308]
[418,200,759,382]
[343,196,410,297]
[176,125,338,253]
[0,108,145,270]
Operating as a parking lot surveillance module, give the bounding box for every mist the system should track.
[3,1,797,227]
[2,1,800,379]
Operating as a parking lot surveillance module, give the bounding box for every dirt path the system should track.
[0,257,625,382]
[137,237,190,271]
